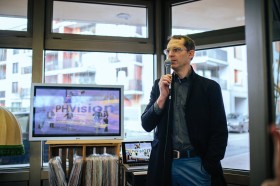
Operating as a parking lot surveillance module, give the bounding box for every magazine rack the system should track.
[46,140,122,183]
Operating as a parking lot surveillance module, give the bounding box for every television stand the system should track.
[46,140,122,184]
[126,170,147,186]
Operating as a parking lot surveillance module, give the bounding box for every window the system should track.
[0,49,7,61]
[234,69,243,85]
[52,1,148,38]
[13,63,18,73]
[21,66,32,74]
[20,88,30,98]
[0,64,6,79]
[0,0,28,31]
[172,0,245,35]
[13,49,20,55]
[12,82,18,93]
[172,1,248,171]
[44,52,154,140]
[234,47,243,60]
[192,46,249,170]
[11,102,21,110]
[0,91,5,98]
[42,50,154,163]
[0,49,32,167]
[273,41,280,125]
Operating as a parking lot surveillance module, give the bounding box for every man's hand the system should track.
[156,74,172,109]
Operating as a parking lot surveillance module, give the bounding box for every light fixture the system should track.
[116,13,130,20]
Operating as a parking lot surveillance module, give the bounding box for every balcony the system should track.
[192,49,228,69]
[212,77,227,90]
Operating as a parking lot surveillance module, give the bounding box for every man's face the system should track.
[166,38,195,72]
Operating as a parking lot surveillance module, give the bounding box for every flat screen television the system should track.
[29,83,124,141]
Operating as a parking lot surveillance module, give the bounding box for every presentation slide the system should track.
[32,88,120,136]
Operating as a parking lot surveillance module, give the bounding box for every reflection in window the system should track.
[52,1,147,38]
[192,46,249,170]
[0,49,32,167]
[171,0,244,35]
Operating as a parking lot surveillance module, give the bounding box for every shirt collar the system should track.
[174,67,193,81]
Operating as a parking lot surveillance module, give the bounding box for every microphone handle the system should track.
[164,59,172,98]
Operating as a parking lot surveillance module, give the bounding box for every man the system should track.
[141,35,228,186]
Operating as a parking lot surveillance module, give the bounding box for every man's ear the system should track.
[189,50,195,60]
[189,50,195,57]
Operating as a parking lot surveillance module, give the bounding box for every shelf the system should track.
[46,139,122,145]
[47,140,122,184]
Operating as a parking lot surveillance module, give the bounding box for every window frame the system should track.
[0,0,33,48]
[44,0,154,54]
[0,0,276,185]
[167,1,250,185]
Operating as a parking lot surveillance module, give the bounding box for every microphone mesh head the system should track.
[164,59,171,67]
[164,59,171,75]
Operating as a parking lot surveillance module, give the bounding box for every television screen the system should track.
[29,83,124,141]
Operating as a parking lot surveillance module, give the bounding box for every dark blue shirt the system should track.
[172,73,194,151]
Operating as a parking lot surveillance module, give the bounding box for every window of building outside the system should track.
[0,91,5,98]
[171,0,244,35]
[234,69,243,85]
[12,82,18,93]
[0,48,32,167]
[0,64,6,79]
[13,63,18,74]
[0,0,28,31]
[52,1,147,38]
[234,47,243,60]
[0,50,7,61]
[42,51,154,163]
[172,0,248,171]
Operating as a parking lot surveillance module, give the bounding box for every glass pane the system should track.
[172,0,244,34]
[0,48,32,167]
[43,51,154,162]
[273,0,280,126]
[192,46,249,170]
[274,41,280,126]
[52,1,147,38]
[0,0,28,31]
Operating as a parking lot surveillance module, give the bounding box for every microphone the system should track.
[164,59,172,99]
[164,59,171,75]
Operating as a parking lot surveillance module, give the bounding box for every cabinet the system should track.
[125,171,147,186]
[120,164,148,186]
[46,140,122,185]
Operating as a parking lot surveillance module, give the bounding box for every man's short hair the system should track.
[167,35,195,51]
